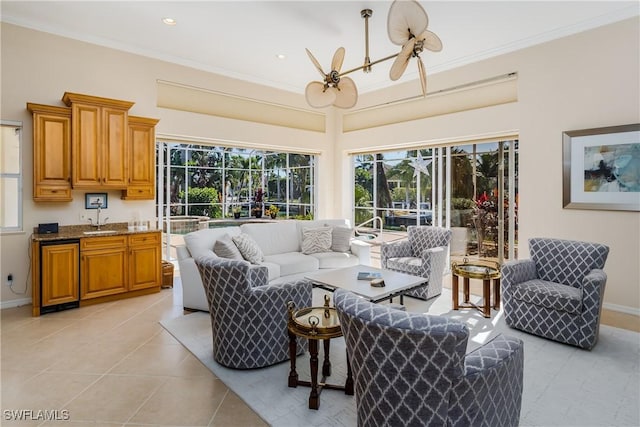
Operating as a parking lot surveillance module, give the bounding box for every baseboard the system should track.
[603,302,640,316]
[0,297,32,310]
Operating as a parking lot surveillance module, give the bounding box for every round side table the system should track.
[451,259,501,318]
[287,295,354,410]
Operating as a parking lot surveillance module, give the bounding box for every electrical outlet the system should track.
[6,274,13,286]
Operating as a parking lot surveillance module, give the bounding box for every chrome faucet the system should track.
[88,202,109,230]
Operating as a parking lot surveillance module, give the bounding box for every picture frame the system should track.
[562,123,640,211]
[85,193,108,209]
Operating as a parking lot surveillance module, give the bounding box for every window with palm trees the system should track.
[157,143,316,227]
[353,140,518,262]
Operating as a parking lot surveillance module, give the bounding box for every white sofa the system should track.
[176,219,371,311]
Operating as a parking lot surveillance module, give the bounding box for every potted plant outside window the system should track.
[252,188,264,218]
[267,205,279,219]
[232,205,242,219]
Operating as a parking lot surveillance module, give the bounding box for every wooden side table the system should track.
[287,296,354,410]
[452,259,501,318]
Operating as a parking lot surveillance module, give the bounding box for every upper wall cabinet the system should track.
[28,92,159,202]
[122,116,160,200]
[62,92,134,189]
[27,103,73,202]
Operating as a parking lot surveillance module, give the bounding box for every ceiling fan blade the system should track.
[387,0,428,46]
[305,81,336,108]
[419,30,443,52]
[305,48,326,78]
[389,39,416,81]
[333,77,358,109]
[331,47,346,73]
[417,57,427,97]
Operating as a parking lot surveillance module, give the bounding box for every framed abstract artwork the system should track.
[562,123,640,211]
[85,193,108,209]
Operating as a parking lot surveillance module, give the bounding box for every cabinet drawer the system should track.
[129,232,161,246]
[34,186,72,201]
[122,186,154,200]
[81,235,127,250]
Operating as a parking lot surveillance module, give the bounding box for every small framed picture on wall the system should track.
[85,193,108,209]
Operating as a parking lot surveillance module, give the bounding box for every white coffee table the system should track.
[305,265,427,304]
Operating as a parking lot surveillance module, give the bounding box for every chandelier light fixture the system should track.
[305,0,442,109]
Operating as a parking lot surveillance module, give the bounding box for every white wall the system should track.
[2,17,639,312]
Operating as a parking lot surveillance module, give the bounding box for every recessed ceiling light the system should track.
[276,54,286,60]
[162,17,177,26]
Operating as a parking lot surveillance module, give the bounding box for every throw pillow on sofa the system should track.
[214,233,244,260]
[301,226,333,254]
[330,225,352,252]
[232,233,264,264]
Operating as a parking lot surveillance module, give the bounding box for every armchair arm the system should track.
[582,269,607,300]
[381,240,412,267]
[578,269,608,349]
[501,259,537,291]
[247,279,313,337]
[449,334,524,427]
[248,264,270,287]
[249,279,313,303]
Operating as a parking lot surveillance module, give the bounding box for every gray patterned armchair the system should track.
[195,256,312,369]
[502,237,609,350]
[381,226,451,300]
[334,289,524,427]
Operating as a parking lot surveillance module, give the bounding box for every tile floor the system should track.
[1,272,638,426]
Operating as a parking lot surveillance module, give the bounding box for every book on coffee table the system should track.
[357,271,383,281]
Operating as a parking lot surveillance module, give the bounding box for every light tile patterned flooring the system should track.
[1,267,638,426]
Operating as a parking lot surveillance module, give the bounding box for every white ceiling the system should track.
[2,1,638,95]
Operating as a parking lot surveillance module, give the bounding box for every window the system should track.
[353,140,519,263]
[0,122,22,232]
[157,142,317,259]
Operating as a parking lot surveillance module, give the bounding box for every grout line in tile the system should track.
[208,387,230,427]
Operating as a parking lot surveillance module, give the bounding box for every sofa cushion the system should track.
[241,221,300,256]
[331,226,353,253]
[308,252,360,269]
[183,226,241,258]
[301,226,333,254]
[213,233,244,260]
[263,252,319,276]
[232,233,264,264]
[296,219,349,245]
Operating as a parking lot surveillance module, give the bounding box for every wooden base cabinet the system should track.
[81,236,128,300]
[33,230,162,316]
[128,232,161,291]
[41,242,79,307]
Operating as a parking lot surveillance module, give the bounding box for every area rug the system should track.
[160,289,640,427]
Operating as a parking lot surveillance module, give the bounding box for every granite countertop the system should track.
[32,222,161,242]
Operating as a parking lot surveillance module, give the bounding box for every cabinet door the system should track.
[69,99,129,189]
[71,103,102,188]
[129,245,161,290]
[101,107,128,188]
[81,247,128,299]
[27,103,72,201]
[122,116,159,200]
[128,233,161,291]
[41,243,79,306]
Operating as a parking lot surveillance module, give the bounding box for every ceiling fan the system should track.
[304,0,442,109]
